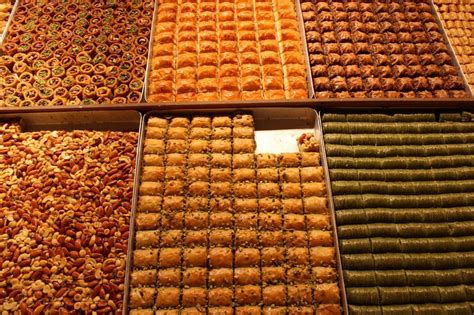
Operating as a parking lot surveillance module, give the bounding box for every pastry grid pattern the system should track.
[435,1,474,91]
[148,0,308,102]
[300,0,468,99]
[129,114,341,314]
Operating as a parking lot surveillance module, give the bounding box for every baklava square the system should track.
[143,154,164,166]
[233,126,254,138]
[129,287,155,308]
[135,230,160,249]
[210,182,233,197]
[209,268,233,287]
[133,249,159,267]
[209,288,233,306]
[183,267,207,286]
[184,230,208,246]
[282,198,304,214]
[144,139,165,154]
[284,214,306,230]
[210,198,232,212]
[209,247,233,268]
[261,247,285,266]
[211,139,232,153]
[314,283,340,303]
[234,198,258,213]
[161,212,184,229]
[259,213,282,230]
[191,116,211,128]
[306,214,330,230]
[162,196,185,212]
[233,138,256,153]
[166,139,188,153]
[308,230,333,247]
[167,153,187,166]
[234,182,257,198]
[235,286,261,305]
[212,116,233,127]
[148,117,168,128]
[257,154,278,168]
[188,153,209,166]
[157,268,181,286]
[167,127,188,140]
[138,196,162,212]
[131,269,157,287]
[287,248,310,266]
[164,180,185,196]
[159,248,181,268]
[302,182,326,197]
[170,117,190,128]
[235,248,260,267]
[280,168,300,182]
[165,166,185,180]
[160,230,183,247]
[233,168,256,182]
[209,212,233,228]
[279,153,301,167]
[310,247,336,267]
[263,285,285,306]
[212,127,232,139]
[210,168,232,182]
[260,231,284,247]
[209,229,233,246]
[142,166,164,181]
[233,153,255,168]
[188,167,209,182]
[183,247,207,267]
[185,211,208,230]
[235,213,258,228]
[155,287,180,308]
[281,183,302,198]
[285,230,307,247]
[188,181,209,196]
[262,267,285,284]
[189,127,211,139]
[258,182,280,198]
[257,168,279,182]
[189,139,210,153]
[287,285,312,305]
[235,306,262,315]
[301,166,324,182]
[182,287,206,306]
[211,153,232,167]
[234,267,261,285]
[304,197,328,214]
[136,213,161,230]
[259,198,281,213]
[235,229,258,247]
[140,182,163,196]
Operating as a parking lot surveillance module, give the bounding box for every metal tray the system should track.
[430,0,474,97]
[0,0,18,46]
[0,110,143,314]
[123,107,347,314]
[143,0,314,104]
[297,0,472,99]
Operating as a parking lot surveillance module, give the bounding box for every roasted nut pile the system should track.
[0,126,137,313]
[129,114,341,314]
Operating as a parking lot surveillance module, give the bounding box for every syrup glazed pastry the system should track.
[0,0,13,38]
[434,0,474,91]
[148,0,308,102]
[129,114,342,314]
[0,0,154,107]
[301,0,468,99]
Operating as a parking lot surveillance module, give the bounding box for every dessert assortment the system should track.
[0,0,13,40]
[128,113,342,313]
[300,0,469,98]
[0,122,138,313]
[434,0,474,92]
[0,0,154,107]
[147,0,308,102]
[322,112,474,314]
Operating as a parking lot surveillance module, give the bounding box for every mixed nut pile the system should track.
[0,124,137,313]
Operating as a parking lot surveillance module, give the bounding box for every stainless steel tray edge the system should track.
[0,0,19,46]
[122,112,145,315]
[142,0,159,104]
[294,0,315,99]
[430,0,473,97]
[316,111,349,315]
